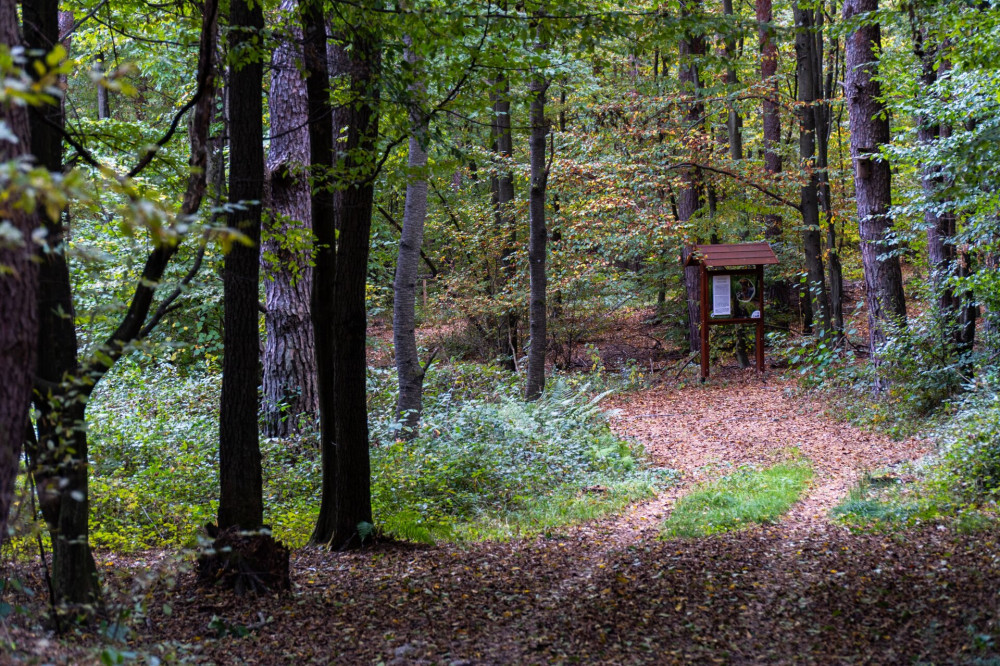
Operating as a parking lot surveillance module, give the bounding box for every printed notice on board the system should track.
[712,275,731,316]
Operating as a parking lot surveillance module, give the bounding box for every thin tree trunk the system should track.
[301,2,338,546]
[795,3,830,334]
[0,0,38,545]
[262,0,318,438]
[21,0,101,609]
[394,37,430,437]
[308,21,380,548]
[218,0,265,531]
[525,63,549,401]
[818,9,844,336]
[722,0,743,161]
[96,52,110,119]
[757,0,788,310]
[680,0,706,354]
[490,74,517,369]
[843,0,906,380]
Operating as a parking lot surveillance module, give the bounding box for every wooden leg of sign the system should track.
[700,265,709,380]
[756,264,765,374]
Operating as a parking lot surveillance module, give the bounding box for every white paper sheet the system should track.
[712,275,731,317]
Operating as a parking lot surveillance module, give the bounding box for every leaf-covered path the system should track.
[129,374,1000,665]
[25,374,1000,664]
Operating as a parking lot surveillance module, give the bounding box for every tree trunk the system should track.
[795,3,830,334]
[394,38,430,437]
[218,0,265,531]
[0,0,38,545]
[301,2,338,546]
[679,0,706,354]
[19,0,102,609]
[96,52,111,120]
[757,0,788,310]
[722,0,743,161]
[490,74,517,369]
[525,66,549,401]
[307,19,380,549]
[262,0,318,438]
[817,12,844,336]
[843,0,906,377]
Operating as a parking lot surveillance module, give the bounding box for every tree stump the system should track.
[197,525,290,595]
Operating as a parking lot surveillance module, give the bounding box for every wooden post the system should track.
[756,264,765,372]
[700,264,710,380]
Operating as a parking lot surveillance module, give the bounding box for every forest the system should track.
[1,0,1000,661]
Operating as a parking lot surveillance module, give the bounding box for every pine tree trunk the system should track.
[0,0,38,545]
[525,68,549,401]
[262,0,318,438]
[394,38,430,437]
[218,0,264,531]
[679,0,705,354]
[843,0,906,378]
[817,12,844,336]
[795,4,830,334]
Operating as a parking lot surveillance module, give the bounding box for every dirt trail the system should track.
[26,372,997,665]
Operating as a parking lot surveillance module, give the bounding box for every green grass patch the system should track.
[662,461,813,538]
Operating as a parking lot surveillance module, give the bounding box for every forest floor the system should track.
[9,367,1000,664]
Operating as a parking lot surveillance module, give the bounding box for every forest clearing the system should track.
[3,0,1000,662]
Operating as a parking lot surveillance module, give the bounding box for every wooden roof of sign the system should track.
[683,242,779,268]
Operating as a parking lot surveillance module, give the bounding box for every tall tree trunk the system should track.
[394,38,430,437]
[757,0,788,310]
[722,0,743,161]
[818,10,844,336]
[262,0,318,438]
[843,0,906,380]
[490,74,517,369]
[525,65,549,401]
[308,21,380,548]
[0,0,38,545]
[679,0,706,354]
[22,0,101,609]
[218,0,265,531]
[795,3,830,334]
[301,2,338,546]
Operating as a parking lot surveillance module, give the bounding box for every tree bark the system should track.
[0,0,38,546]
[307,18,380,548]
[722,0,743,161]
[795,3,830,334]
[262,0,318,438]
[757,0,788,310]
[490,74,517,369]
[843,0,906,377]
[218,0,265,531]
[301,2,338,546]
[393,37,430,437]
[525,63,549,401]
[818,11,844,336]
[680,0,706,354]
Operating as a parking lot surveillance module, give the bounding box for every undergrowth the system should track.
[661,459,813,538]
[69,356,661,551]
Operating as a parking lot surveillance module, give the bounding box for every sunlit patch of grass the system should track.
[662,461,813,538]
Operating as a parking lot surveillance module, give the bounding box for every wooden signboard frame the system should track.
[683,243,779,380]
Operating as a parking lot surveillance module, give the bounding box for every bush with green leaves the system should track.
[83,357,658,551]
